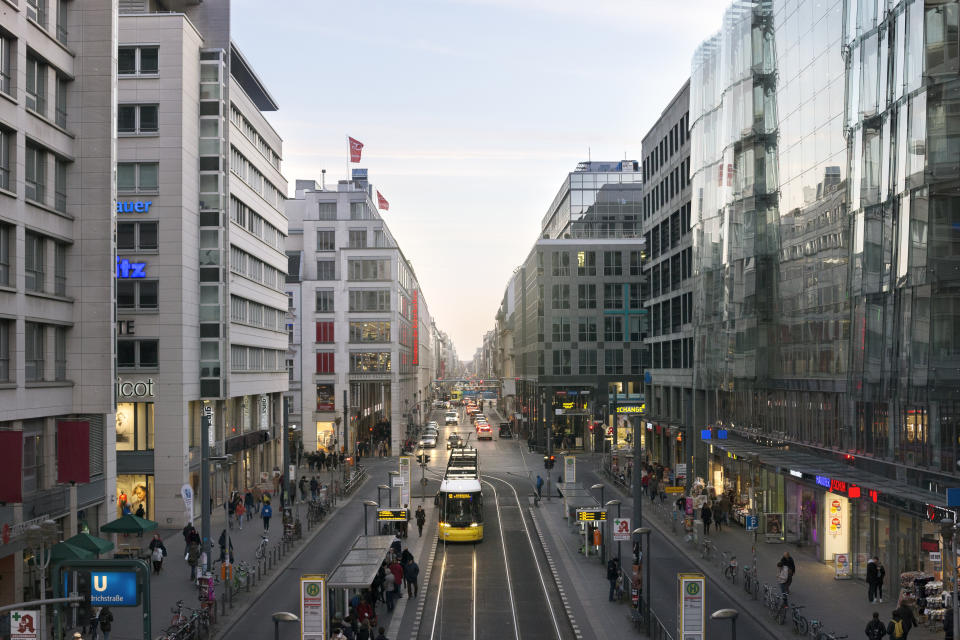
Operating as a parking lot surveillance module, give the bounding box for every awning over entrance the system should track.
[708,437,945,520]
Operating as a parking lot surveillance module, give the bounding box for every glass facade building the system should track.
[689,0,958,581]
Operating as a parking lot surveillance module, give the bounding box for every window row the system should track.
[549,314,648,344]
[348,258,390,281]
[0,320,67,383]
[649,248,692,299]
[229,146,285,211]
[647,203,692,260]
[0,132,71,212]
[117,162,158,193]
[229,196,285,250]
[644,157,690,219]
[118,46,159,76]
[229,246,284,292]
[349,289,390,312]
[117,279,157,311]
[1,230,70,295]
[551,282,645,310]
[650,337,694,370]
[117,221,157,252]
[118,104,158,135]
[318,228,386,251]
[26,0,69,44]
[649,292,693,337]
[547,348,641,376]
[117,338,158,369]
[230,345,285,372]
[230,295,285,331]
[643,111,689,181]
[229,104,281,170]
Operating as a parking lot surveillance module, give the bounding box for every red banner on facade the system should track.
[57,421,90,484]
[377,191,389,211]
[0,431,23,502]
[412,290,419,366]
[348,136,364,163]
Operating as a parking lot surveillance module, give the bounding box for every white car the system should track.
[445,411,458,425]
[418,436,437,449]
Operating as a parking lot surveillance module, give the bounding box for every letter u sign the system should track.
[93,575,108,592]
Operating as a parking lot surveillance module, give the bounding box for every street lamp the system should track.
[711,608,738,640]
[272,611,299,640]
[377,485,390,508]
[606,499,622,569]
[591,483,605,508]
[388,471,400,508]
[362,501,379,536]
[634,527,652,635]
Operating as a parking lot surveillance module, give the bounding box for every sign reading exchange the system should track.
[616,404,646,414]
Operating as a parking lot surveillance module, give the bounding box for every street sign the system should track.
[677,573,705,640]
[664,486,685,494]
[675,463,687,476]
[616,405,645,414]
[377,509,408,521]
[576,509,607,522]
[564,456,576,484]
[10,611,38,639]
[745,515,758,531]
[83,571,138,606]
[948,488,960,506]
[612,517,631,542]
[300,574,327,640]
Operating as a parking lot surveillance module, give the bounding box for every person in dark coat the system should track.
[865,611,887,640]
[944,607,953,640]
[701,503,712,535]
[867,557,882,603]
[890,604,918,639]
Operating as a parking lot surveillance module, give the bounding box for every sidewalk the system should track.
[104,462,360,640]
[587,457,941,640]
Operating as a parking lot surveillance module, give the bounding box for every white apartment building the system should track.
[0,0,116,606]
[286,177,435,457]
[116,0,288,527]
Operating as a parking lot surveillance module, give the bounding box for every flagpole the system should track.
[345,134,350,185]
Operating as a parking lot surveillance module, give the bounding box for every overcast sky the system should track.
[232,0,728,359]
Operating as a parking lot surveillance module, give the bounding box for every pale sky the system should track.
[232,0,728,358]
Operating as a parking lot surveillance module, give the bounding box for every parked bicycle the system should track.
[255,533,269,559]
[742,564,759,599]
[700,537,714,561]
[788,604,808,635]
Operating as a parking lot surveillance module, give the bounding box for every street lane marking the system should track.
[480,477,521,640]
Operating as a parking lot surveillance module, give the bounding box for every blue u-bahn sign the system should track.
[63,570,138,606]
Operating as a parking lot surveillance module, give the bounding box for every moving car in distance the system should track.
[418,435,437,448]
[445,411,458,425]
[447,432,462,449]
[477,424,493,440]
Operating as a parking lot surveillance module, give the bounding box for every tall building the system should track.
[641,80,694,470]
[116,0,288,526]
[689,0,958,583]
[285,176,436,458]
[512,161,647,452]
[0,0,116,607]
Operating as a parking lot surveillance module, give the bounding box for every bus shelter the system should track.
[327,535,395,621]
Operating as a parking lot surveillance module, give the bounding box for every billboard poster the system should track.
[316,384,335,411]
[399,456,411,507]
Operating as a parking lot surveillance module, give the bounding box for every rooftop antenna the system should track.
[321,168,326,190]
[588,146,591,162]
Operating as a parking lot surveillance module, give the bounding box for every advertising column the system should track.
[823,488,850,573]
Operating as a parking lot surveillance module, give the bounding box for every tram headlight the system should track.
[469,522,478,527]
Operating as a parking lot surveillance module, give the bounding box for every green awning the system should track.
[100,514,159,534]
[49,541,95,562]
[64,532,114,555]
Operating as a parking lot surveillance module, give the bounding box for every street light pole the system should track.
[711,608,738,640]
[634,527,651,634]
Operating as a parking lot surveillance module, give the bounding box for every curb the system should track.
[599,471,789,640]
[211,476,370,640]
[409,530,439,639]
[529,506,583,640]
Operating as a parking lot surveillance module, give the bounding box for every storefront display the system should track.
[116,474,154,519]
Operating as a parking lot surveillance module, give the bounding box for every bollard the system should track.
[246,574,251,592]
[228,583,233,610]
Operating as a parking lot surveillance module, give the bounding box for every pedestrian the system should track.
[187,540,200,580]
[98,606,113,640]
[649,475,659,501]
[261,500,273,531]
[415,505,426,537]
[149,534,166,574]
[310,476,319,501]
[227,492,236,529]
[701,502,712,535]
[718,493,731,528]
[299,476,308,503]
[244,489,255,520]
[383,566,396,611]
[390,534,402,557]
[357,620,371,640]
[890,602,917,639]
[781,551,796,591]
[404,558,419,598]
[87,607,100,639]
[867,556,882,603]
[865,611,888,640]
[389,559,403,599]
[181,522,194,557]
[557,475,562,497]
[374,627,388,640]
[876,557,886,602]
[536,474,544,498]
[776,561,790,606]
[235,500,245,530]
[607,557,619,601]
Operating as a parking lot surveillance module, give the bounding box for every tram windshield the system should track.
[440,491,483,526]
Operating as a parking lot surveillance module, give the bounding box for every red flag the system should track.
[348,136,364,163]
[0,431,22,502]
[377,191,389,211]
[57,420,90,484]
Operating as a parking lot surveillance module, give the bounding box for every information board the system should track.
[677,573,705,640]
[377,509,408,521]
[300,574,327,640]
[576,509,607,522]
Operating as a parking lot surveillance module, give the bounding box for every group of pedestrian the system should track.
[305,450,344,472]
[181,523,202,581]
[72,606,112,640]
[776,551,796,605]
[864,604,919,640]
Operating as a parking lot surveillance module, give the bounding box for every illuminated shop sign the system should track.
[616,405,645,414]
[116,258,146,278]
[789,470,803,478]
[115,376,155,398]
[116,200,153,214]
[815,475,830,488]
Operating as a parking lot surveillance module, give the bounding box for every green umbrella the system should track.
[100,514,158,534]
[64,532,114,555]
[49,541,95,562]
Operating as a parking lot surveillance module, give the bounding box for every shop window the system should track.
[116,474,154,519]
[115,402,155,451]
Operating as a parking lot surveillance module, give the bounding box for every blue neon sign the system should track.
[700,429,712,440]
[815,475,831,488]
[116,257,146,278]
[116,200,153,214]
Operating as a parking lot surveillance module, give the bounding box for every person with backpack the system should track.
[889,604,918,640]
[261,500,273,531]
[607,557,620,601]
[98,606,113,640]
[865,611,887,640]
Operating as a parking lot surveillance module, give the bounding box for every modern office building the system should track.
[511,161,647,452]
[0,0,116,608]
[285,176,436,458]
[689,0,959,582]
[115,0,288,526]
[641,80,694,471]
